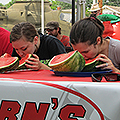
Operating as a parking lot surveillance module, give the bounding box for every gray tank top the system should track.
[108,37,120,69]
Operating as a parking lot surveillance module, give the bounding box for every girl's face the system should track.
[72,42,99,60]
[12,37,36,58]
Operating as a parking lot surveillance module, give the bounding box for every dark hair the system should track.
[70,14,104,45]
[10,22,38,42]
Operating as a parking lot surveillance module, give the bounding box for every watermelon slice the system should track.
[17,54,51,70]
[82,55,103,72]
[48,50,85,72]
[2,53,11,58]
[0,57,19,73]
[49,51,104,72]
[17,54,33,70]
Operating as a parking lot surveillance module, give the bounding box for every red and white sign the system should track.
[0,77,120,120]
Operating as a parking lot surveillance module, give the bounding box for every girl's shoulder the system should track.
[107,37,120,46]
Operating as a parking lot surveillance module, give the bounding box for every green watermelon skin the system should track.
[0,57,19,73]
[17,64,27,70]
[48,51,85,72]
[82,60,103,72]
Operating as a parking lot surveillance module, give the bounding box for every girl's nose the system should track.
[17,50,24,57]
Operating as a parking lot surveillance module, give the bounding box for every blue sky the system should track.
[1,0,11,5]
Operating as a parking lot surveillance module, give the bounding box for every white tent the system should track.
[56,0,72,4]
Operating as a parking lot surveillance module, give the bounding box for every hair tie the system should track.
[90,17,96,21]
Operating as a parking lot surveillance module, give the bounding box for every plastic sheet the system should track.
[103,21,120,40]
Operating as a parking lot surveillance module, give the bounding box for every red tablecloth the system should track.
[0,70,92,82]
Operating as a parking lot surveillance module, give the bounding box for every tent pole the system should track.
[72,0,75,25]
[41,0,44,34]
[83,0,86,18]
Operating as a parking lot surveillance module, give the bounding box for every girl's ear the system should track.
[96,36,101,45]
[57,27,59,32]
[34,36,38,44]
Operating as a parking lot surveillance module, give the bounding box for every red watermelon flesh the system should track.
[82,55,103,72]
[85,57,97,65]
[48,50,85,72]
[0,57,17,68]
[50,51,76,65]
[19,54,31,65]
[0,57,19,72]
[85,54,100,65]
[2,53,11,58]
[17,54,32,69]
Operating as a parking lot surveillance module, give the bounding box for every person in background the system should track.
[89,3,101,17]
[0,27,13,56]
[10,22,66,70]
[70,14,120,73]
[45,21,73,52]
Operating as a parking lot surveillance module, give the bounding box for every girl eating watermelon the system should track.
[70,14,120,73]
[10,22,66,70]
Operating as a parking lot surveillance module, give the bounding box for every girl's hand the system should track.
[25,54,51,70]
[95,54,120,73]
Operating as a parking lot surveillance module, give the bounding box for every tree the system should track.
[0,3,4,6]
[5,0,15,8]
[0,0,15,8]
[49,0,72,10]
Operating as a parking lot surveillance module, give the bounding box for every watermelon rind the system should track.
[82,59,103,72]
[17,54,33,70]
[48,51,85,72]
[0,57,19,73]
